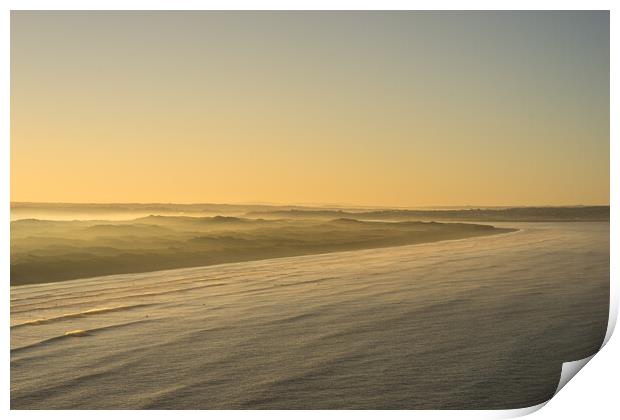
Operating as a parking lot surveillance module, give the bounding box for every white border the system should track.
[1,2,616,419]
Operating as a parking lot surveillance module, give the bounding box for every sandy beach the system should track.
[11,222,609,409]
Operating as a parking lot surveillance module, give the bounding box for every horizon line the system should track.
[9,201,611,209]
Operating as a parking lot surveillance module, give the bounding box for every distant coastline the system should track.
[10,202,610,222]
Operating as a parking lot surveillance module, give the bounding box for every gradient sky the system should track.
[11,11,609,206]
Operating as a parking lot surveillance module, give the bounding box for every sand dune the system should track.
[11,216,512,285]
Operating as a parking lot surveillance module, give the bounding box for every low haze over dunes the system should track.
[10,202,608,285]
[11,209,515,285]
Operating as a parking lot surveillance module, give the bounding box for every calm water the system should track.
[10,222,609,409]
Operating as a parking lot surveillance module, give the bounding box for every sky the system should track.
[11,11,609,207]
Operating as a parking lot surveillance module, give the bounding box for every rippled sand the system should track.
[11,222,609,409]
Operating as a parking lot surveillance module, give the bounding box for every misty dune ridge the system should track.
[10,212,516,286]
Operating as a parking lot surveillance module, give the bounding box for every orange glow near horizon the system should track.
[11,11,610,207]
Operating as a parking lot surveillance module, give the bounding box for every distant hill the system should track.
[10,202,610,223]
[245,206,610,222]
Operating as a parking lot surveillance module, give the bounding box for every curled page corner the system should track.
[545,281,620,404]
[554,354,595,396]
[519,299,616,416]
[494,354,598,419]
[493,401,548,419]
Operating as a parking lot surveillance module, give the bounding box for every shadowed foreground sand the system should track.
[11,222,609,409]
